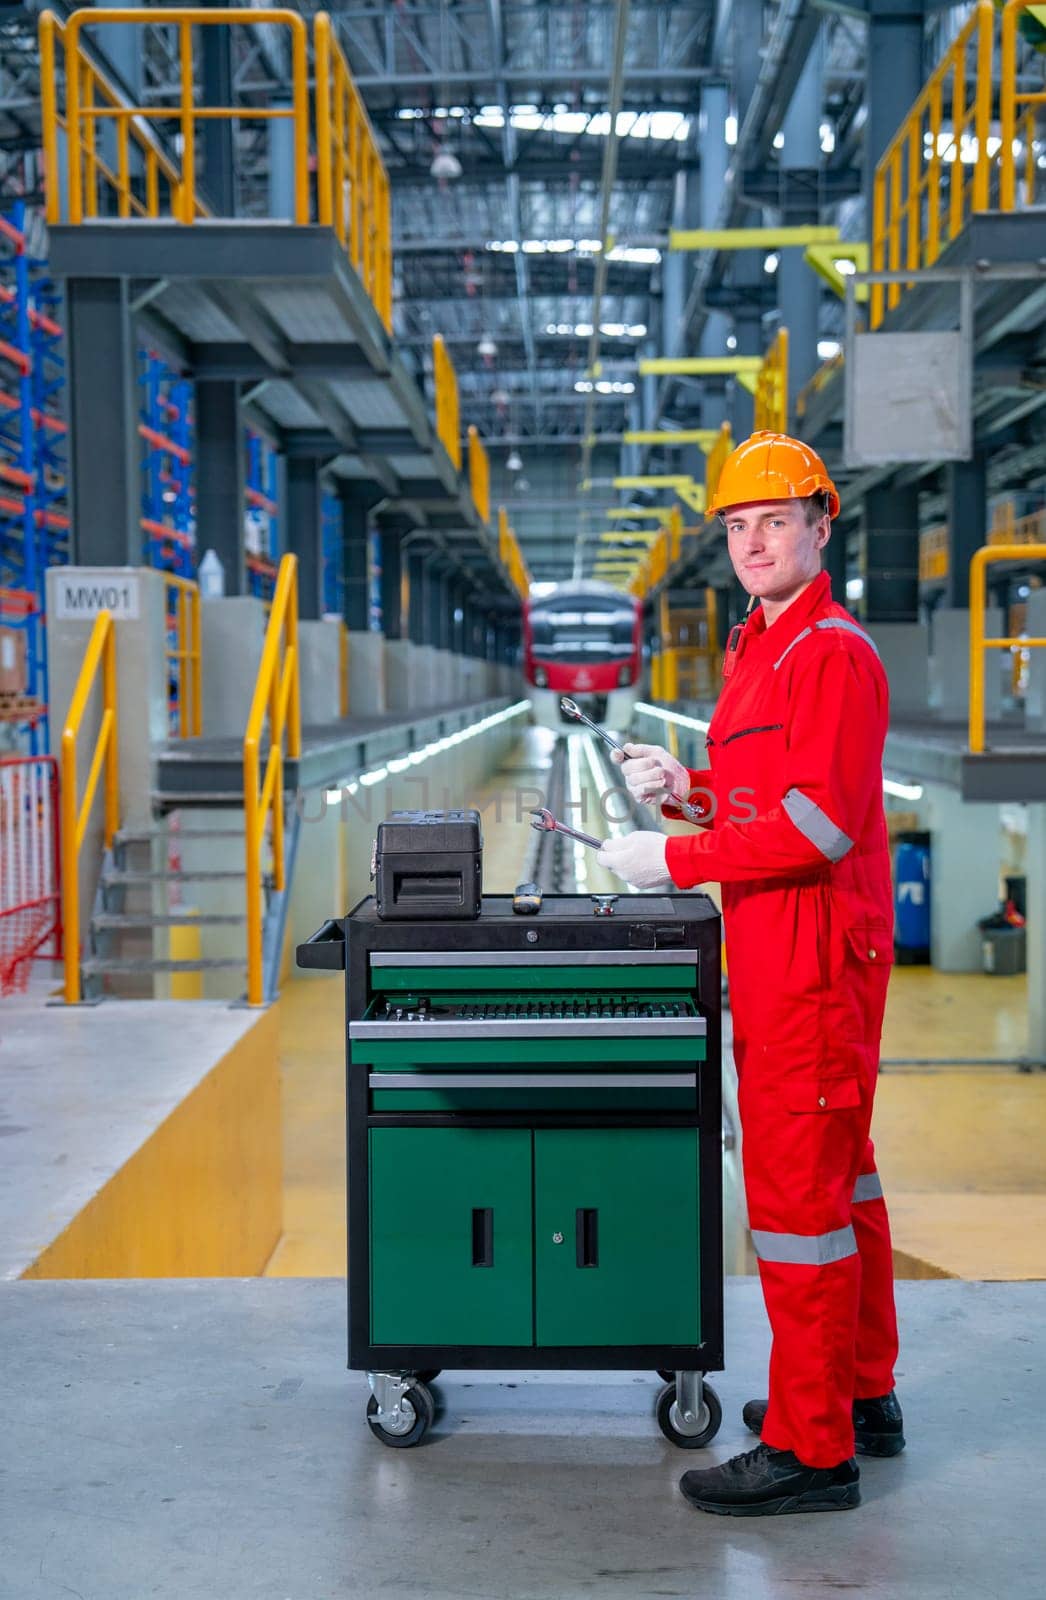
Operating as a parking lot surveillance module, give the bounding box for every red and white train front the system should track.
[523,581,642,732]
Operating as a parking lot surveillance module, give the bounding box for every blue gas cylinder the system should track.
[894,831,930,963]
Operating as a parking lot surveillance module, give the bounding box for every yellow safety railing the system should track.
[870,2,993,329]
[60,611,120,1003]
[432,335,461,471]
[315,11,392,330]
[989,504,1046,546]
[969,543,1046,753]
[1000,1,1046,211]
[704,421,733,511]
[796,351,844,422]
[498,507,530,597]
[41,8,307,227]
[40,10,392,331]
[338,620,350,718]
[164,574,201,739]
[40,12,198,226]
[468,425,491,526]
[919,525,949,582]
[243,553,301,1006]
[753,328,789,433]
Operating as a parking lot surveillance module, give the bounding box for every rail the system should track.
[1000,0,1046,211]
[40,9,392,330]
[969,543,1046,754]
[164,573,201,738]
[753,328,789,433]
[468,425,491,526]
[704,422,733,511]
[60,610,119,1003]
[243,552,300,1007]
[870,2,993,330]
[314,11,392,330]
[432,335,461,472]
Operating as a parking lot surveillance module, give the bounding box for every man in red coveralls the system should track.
[598,431,903,1517]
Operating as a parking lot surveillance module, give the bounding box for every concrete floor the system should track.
[2,1276,1042,1600]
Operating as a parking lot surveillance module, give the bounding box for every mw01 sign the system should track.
[55,575,140,621]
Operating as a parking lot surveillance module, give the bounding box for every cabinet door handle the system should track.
[472,1207,494,1268]
[576,1208,599,1269]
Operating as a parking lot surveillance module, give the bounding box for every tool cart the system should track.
[298,887,723,1450]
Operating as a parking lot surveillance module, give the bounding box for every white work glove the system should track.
[611,742,691,808]
[597,831,676,891]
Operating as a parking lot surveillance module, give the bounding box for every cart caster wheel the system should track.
[413,1369,442,1383]
[366,1382,434,1448]
[655,1379,722,1449]
[656,1368,675,1383]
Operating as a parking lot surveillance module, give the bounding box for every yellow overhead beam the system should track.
[639,356,763,377]
[804,241,869,302]
[599,530,661,543]
[669,225,841,251]
[605,507,673,520]
[623,429,720,449]
[737,371,758,395]
[613,475,692,489]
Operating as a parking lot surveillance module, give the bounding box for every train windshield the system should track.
[529,598,636,662]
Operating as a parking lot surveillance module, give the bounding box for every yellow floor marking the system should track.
[265,972,346,1277]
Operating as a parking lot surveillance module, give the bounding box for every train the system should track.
[522,580,643,732]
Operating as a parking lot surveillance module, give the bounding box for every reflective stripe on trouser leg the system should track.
[852,1140,899,1399]
[751,1224,858,1266]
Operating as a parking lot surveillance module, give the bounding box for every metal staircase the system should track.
[81,819,250,1000]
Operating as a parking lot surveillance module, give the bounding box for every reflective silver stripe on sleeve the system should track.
[772,626,813,671]
[782,787,854,863]
[852,1172,884,1204]
[815,617,881,658]
[751,1224,858,1266]
[773,616,881,671]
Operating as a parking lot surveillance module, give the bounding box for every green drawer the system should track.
[373,964,695,992]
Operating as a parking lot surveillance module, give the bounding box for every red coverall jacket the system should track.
[664,570,899,1467]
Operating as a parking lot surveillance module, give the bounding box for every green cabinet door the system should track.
[534,1128,700,1347]
[370,1128,533,1346]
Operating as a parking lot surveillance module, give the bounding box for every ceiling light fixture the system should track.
[430,148,462,181]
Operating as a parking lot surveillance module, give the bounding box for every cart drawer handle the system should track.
[472,1208,494,1268]
[576,1208,599,1269]
[368,1073,697,1089]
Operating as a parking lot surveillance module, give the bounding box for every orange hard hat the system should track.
[708,430,840,520]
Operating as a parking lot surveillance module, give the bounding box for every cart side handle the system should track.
[296,918,346,970]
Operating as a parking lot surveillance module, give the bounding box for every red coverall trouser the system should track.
[664,572,899,1468]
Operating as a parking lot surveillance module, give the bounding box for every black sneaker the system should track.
[680,1443,860,1517]
[742,1391,905,1458]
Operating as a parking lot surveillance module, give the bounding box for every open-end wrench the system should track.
[560,696,625,754]
[560,696,706,826]
[529,807,603,851]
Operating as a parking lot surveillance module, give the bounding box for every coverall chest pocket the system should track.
[712,721,786,823]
